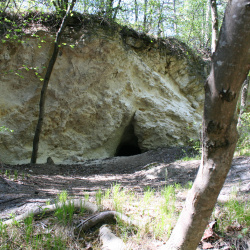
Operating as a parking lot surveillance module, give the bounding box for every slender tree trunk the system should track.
[31,0,76,164]
[164,1,250,249]
[1,0,10,13]
[238,76,249,126]
[205,0,211,47]
[112,0,121,20]
[105,0,114,18]
[210,0,218,53]
[134,0,138,22]
[173,0,177,34]
[157,0,163,37]
[143,0,148,32]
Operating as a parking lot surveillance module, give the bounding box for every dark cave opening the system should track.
[115,124,141,157]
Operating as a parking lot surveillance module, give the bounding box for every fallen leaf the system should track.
[202,242,214,249]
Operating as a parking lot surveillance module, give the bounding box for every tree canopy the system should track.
[0,0,228,52]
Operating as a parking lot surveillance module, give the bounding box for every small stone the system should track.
[47,157,54,165]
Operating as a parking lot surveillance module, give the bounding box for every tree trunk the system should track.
[112,0,121,20]
[157,0,163,37]
[134,0,138,22]
[143,0,148,32]
[105,0,114,19]
[31,0,76,164]
[173,0,177,35]
[210,0,218,53]
[205,0,211,47]
[164,1,250,249]
[1,0,10,13]
[238,75,249,126]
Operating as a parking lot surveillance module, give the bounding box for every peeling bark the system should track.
[164,1,250,249]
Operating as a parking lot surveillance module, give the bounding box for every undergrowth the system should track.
[181,112,250,161]
[0,182,249,249]
[236,112,250,156]
[0,184,187,249]
[212,189,250,247]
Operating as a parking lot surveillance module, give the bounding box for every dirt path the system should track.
[0,147,249,222]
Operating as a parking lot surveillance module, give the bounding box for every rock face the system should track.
[0,16,206,164]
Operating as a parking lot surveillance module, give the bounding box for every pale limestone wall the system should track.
[0,24,205,164]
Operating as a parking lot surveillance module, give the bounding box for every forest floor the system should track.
[0,147,249,249]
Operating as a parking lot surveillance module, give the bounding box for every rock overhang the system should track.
[0,13,207,164]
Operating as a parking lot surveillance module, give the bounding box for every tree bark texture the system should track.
[31,0,76,163]
[210,0,218,53]
[164,1,250,249]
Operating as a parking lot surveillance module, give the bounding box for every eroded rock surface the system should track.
[0,16,206,164]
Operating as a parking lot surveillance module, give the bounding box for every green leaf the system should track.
[15,73,24,79]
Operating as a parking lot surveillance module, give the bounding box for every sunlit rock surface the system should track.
[0,16,206,164]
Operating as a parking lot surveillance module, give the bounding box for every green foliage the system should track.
[55,191,75,224]
[0,126,13,133]
[214,190,250,235]
[24,214,34,243]
[0,0,227,52]
[181,140,201,161]
[184,181,193,189]
[160,185,176,216]
[143,186,155,205]
[0,185,248,248]
[95,188,103,206]
[236,112,250,156]
[110,183,126,212]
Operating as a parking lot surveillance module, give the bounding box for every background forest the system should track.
[1,0,227,53]
[1,1,250,249]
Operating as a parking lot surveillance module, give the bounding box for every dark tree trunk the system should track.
[164,0,250,249]
[112,0,121,20]
[143,0,148,32]
[157,1,163,37]
[210,0,218,53]
[31,0,76,164]
[134,0,138,22]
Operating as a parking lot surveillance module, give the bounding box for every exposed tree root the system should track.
[2,199,98,225]
[76,210,142,233]
[99,225,126,250]
[2,199,141,249]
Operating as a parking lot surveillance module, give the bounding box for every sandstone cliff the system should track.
[0,14,206,164]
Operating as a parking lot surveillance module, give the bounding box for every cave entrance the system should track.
[115,124,141,157]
